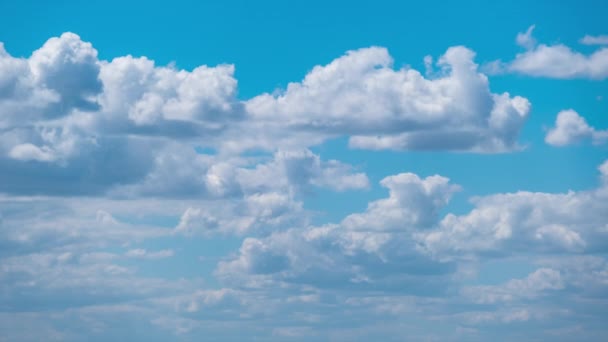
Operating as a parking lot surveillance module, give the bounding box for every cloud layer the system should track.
[1,31,607,341]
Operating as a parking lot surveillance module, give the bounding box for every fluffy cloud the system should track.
[545,109,608,146]
[3,31,607,341]
[246,46,530,152]
[0,33,243,197]
[0,33,101,130]
[216,172,460,291]
[418,160,608,260]
[97,54,243,129]
[235,149,369,194]
[2,32,526,199]
[341,173,459,231]
[503,26,608,79]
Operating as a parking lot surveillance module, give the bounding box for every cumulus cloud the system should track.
[235,149,369,194]
[0,33,101,130]
[341,173,460,231]
[97,54,243,129]
[28,32,102,113]
[502,26,608,79]
[2,31,526,199]
[545,109,608,146]
[0,32,244,197]
[418,160,608,260]
[247,46,530,152]
[3,31,607,341]
[216,172,460,291]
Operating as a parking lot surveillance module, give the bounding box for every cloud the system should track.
[246,46,530,152]
[501,27,608,79]
[28,32,102,113]
[216,172,460,291]
[2,165,608,340]
[97,54,243,128]
[0,33,243,197]
[3,32,525,199]
[516,25,537,49]
[125,248,174,260]
[341,173,460,231]
[2,31,608,341]
[545,109,608,146]
[461,268,564,304]
[0,250,197,312]
[235,149,369,194]
[418,160,608,261]
[172,192,304,236]
[0,33,101,130]
[8,143,57,162]
[580,34,608,46]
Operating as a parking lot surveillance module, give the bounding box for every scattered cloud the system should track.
[545,109,608,146]
[580,34,608,46]
[1,29,607,341]
[494,26,608,79]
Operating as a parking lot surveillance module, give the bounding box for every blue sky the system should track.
[1,1,607,341]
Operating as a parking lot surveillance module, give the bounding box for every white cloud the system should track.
[3,31,608,341]
[28,32,102,113]
[341,173,460,231]
[418,160,608,260]
[516,25,537,49]
[0,31,535,201]
[236,149,369,194]
[545,109,608,146]
[0,33,101,132]
[98,55,242,127]
[216,172,460,290]
[246,46,530,152]
[125,248,174,259]
[0,33,246,198]
[504,27,608,79]
[580,34,608,46]
[8,143,57,162]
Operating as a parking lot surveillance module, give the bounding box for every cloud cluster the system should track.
[0,32,533,201]
[216,173,460,291]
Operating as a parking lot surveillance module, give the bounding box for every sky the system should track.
[0,0,607,341]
